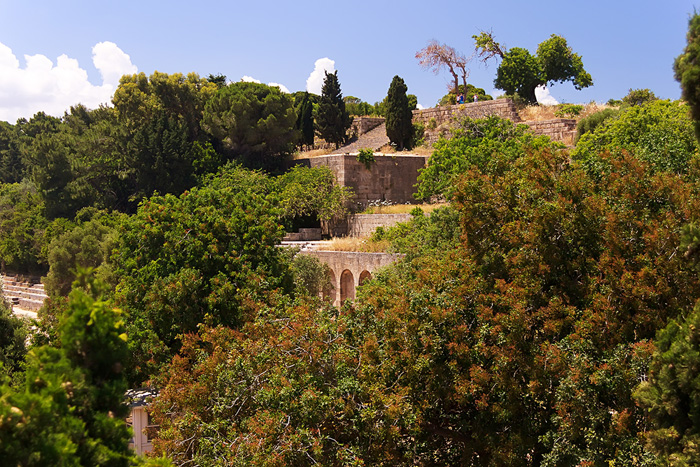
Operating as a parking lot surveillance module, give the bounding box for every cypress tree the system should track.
[296,92,315,149]
[385,75,414,150]
[316,71,351,149]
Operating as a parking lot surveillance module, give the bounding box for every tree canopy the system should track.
[475,32,593,104]
[203,81,298,170]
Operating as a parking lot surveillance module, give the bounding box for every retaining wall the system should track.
[304,154,428,207]
[350,116,385,137]
[525,118,577,146]
[346,213,411,237]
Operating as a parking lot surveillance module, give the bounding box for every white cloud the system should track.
[241,76,290,93]
[416,103,425,110]
[92,41,137,89]
[241,75,261,83]
[535,85,559,105]
[268,82,290,93]
[306,57,335,95]
[0,41,137,122]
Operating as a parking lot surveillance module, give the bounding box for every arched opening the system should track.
[359,270,372,286]
[324,269,337,303]
[340,269,355,303]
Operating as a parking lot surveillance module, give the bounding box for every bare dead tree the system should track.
[416,40,474,95]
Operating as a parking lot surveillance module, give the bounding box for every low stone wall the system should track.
[283,228,323,241]
[346,213,411,237]
[525,118,577,146]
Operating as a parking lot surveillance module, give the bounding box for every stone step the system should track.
[2,288,48,301]
[15,297,45,311]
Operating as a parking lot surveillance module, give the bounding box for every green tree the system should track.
[113,165,293,384]
[675,12,700,140]
[0,121,26,184]
[479,33,593,104]
[0,278,135,466]
[315,71,352,149]
[295,91,316,149]
[43,213,120,298]
[495,47,544,103]
[572,99,699,178]
[385,75,414,150]
[623,88,659,107]
[635,305,700,466]
[0,181,49,273]
[275,165,353,228]
[203,81,298,169]
[0,296,27,381]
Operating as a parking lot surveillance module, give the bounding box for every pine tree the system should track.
[315,71,351,149]
[385,75,414,150]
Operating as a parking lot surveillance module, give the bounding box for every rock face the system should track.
[1,274,48,311]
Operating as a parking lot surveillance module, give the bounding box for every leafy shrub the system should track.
[415,115,563,200]
[412,122,425,147]
[572,100,699,178]
[575,107,620,142]
[357,148,375,170]
[622,88,658,107]
[554,104,584,118]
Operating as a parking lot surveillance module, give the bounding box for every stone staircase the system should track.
[1,274,48,311]
[331,122,390,154]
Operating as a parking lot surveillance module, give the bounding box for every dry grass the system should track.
[378,144,434,156]
[294,148,334,159]
[360,202,449,215]
[316,237,391,252]
[519,102,617,123]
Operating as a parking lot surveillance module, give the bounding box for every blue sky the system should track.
[0,0,696,122]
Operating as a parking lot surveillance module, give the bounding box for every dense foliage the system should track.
[572,100,699,178]
[113,165,293,384]
[415,115,562,200]
[203,81,298,170]
[0,279,136,466]
[675,12,700,140]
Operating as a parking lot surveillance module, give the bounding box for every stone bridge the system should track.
[301,250,402,306]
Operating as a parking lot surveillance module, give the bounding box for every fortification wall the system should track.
[525,118,577,146]
[306,154,428,207]
[413,99,522,144]
[350,116,385,137]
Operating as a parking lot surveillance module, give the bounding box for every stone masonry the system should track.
[302,154,428,207]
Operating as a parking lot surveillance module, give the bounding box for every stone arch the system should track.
[359,270,372,286]
[340,269,355,303]
[324,269,337,303]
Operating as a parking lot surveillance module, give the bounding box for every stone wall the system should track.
[525,118,577,146]
[413,99,522,144]
[350,116,385,137]
[304,154,428,207]
[346,213,411,237]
